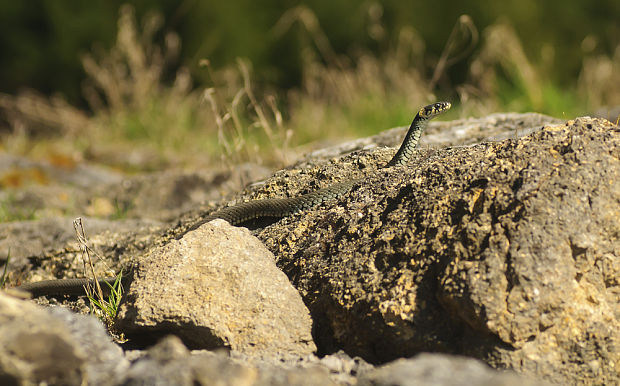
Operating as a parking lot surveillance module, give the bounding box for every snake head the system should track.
[418,101,451,119]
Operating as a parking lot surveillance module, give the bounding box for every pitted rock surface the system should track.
[171,113,560,239]
[258,117,619,384]
[116,219,316,357]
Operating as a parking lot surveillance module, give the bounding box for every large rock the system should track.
[0,292,128,385]
[258,117,619,384]
[117,219,316,357]
[5,113,614,385]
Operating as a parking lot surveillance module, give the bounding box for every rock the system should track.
[116,219,316,357]
[0,152,123,189]
[122,337,543,386]
[593,106,620,123]
[0,216,163,272]
[95,165,272,222]
[6,113,616,385]
[122,335,337,386]
[0,292,128,385]
[418,112,561,146]
[258,117,619,384]
[317,350,374,384]
[358,353,545,386]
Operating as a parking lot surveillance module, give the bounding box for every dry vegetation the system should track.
[0,5,618,174]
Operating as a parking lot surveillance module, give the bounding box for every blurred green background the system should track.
[1,0,617,105]
[0,0,618,170]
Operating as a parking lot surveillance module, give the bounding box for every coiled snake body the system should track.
[15,102,451,296]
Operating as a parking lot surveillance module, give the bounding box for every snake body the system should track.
[192,101,452,227]
[13,102,451,296]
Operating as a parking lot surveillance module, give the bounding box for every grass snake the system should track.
[14,101,451,297]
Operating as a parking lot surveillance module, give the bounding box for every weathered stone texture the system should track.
[0,292,128,385]
[117,219,316,357]
[260,118,619,384]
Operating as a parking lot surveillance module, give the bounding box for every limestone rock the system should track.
[122,335,337,386]
[0,292,128,385]
[117,219,316,357]
[358,353,546,386]
[260,117,619,384]
[6,113,615,385]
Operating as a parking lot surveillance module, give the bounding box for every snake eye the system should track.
[419,101,451,118]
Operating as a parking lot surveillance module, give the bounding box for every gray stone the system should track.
[122,339,543,386]
[0,152,123,188]
[0,292,128,385]
[0,216,163,272]
[95,165,272,222]
[122,335,337,386]
[592,106,620,123]
[358,353,545,386]
[46,307,130,385]
[117,219,316,357]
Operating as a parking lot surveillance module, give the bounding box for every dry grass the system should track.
[0,5,618,177]
[578,45,620,111]
[277,5,438,142]
[0,5,291,171]
[459,23,545,115]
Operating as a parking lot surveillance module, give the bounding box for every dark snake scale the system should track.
[14,102,451,297]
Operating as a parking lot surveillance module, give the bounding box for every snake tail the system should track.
[15,277,120,297]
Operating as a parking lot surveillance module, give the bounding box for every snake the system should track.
[13,101,451,297]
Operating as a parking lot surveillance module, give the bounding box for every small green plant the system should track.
[111,198,133,220]
[87,271,124,321]
[0,194,36,222]
[0,248,10,288]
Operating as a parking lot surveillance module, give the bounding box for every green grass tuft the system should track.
[0,249,10,289]
[0,194,37,222]
[87,271,124,322]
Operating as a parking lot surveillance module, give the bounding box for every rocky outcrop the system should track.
[122,335,338,386]
[0,153,270,224]
[123,336,543,386]
[117,219,316,357]
[3,113,617,385]
[259,117,619,384]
